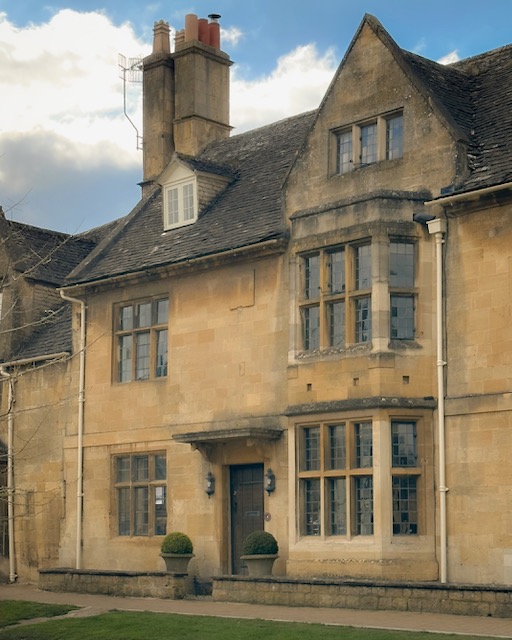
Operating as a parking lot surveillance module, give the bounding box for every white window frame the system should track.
[163,178,198,230]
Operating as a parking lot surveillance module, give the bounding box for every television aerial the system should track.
[118,54,143,150]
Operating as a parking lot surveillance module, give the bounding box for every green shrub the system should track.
[242,530,278,555]
[160,532,193,554]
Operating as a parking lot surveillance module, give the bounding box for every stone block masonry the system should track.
[212,576,512,618]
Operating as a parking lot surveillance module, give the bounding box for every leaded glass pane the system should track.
[390,242,414,287]
[304,478,321,535]
[183,183,195,221]
[329,424,346,469]
[119,305,133,331]
[304,254,320,299]
[337,130,353,174]
[328,249,345,293]
[135,332,150,380]
[303,306,320,350]
[329,478,347,535]
[155,454,167,480]
[303,427,320,471]
[134,487,149,536]
[154,486,167,535]
[392,476,418,534]
[155,299,169,324]
[355,476,373,535]
[355,297,371,343]
[355,422,373,468]
[391,421,417,467]
[133,455,149,481]
[390,295,414,339]
[155,329,168,377]
[360,123,377,164]
[118,487,130,536]
[355,245,372,289]
[116,456,130,483]
[328,301,345,347]
[386,114,404,160]
[118,335,132,383]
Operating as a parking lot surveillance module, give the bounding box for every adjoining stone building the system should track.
[1,13,511,589]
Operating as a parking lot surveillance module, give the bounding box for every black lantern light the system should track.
[265,468,276,495]
[205,471,215,498]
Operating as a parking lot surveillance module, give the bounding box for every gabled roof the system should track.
[11,304,72,361]
[66,110,316,285]
[2,219,95,286]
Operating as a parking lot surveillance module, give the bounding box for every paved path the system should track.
[1,583,511,637]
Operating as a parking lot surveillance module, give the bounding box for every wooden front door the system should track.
[230,464,264,574]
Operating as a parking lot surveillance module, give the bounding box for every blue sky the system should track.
[1,1,511,233]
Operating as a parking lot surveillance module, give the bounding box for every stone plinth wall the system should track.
[39,568,187,599]
[213,576,512,618]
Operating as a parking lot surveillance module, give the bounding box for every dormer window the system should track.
[164,178,197,230]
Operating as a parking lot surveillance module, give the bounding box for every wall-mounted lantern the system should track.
[265,468,276,495]
[205,471,215,498]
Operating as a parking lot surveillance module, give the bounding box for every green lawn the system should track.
[0,606,502,640]
[0,600,78,628]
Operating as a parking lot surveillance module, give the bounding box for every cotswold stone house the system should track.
[1,13,511,589]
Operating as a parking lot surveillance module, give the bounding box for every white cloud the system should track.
[437,50,460,64]
[0,9,337,231]
[230,44,337,132]
[221,26,244,47]
[0,9,149,156]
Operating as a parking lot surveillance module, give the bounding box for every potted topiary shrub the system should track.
[160,532,194,574]
[240,530,278,577]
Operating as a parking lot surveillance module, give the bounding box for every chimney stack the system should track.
[141,13,232,189]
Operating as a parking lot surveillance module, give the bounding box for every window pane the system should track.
[355,245,372,289]
[154,486,167,535]
[116,456,130,483]
[133,455,149,481]
[303,478,321,535]
[355,422,373,468]
[327,249,345,293]
[328,301,345,347]
[155,299,169,324]
[134,487,149,535]
[393,476,418,534]
[118,335,132,383]
[155,329,168,378]
[119,305,133,331]
[329,478,347,535]
[183,183,195,221]
[304,254,320,299]
[337,130,353,174]
[329,424,346,469]
[302,427,320,471]
[386,114,404,160]
[390,295,414,340]
[360,123,377,164]
[355,476,373,535]
[355,297,371,343]
[390,242,414,288]
[136,302,152,328]
[118,487,130,536]
[135,332,150,380]
[168,187,179,225]
[392,421,417,467]
[155,454,167,480]
[303,306,320,350]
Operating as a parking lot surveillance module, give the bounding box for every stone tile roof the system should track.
[402,44,512,193]
[11,304,72,361]
[5,220,95,286]
[67,111,316,285]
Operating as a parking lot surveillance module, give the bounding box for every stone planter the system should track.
[240,554,278,577]
[160,553,194,574]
